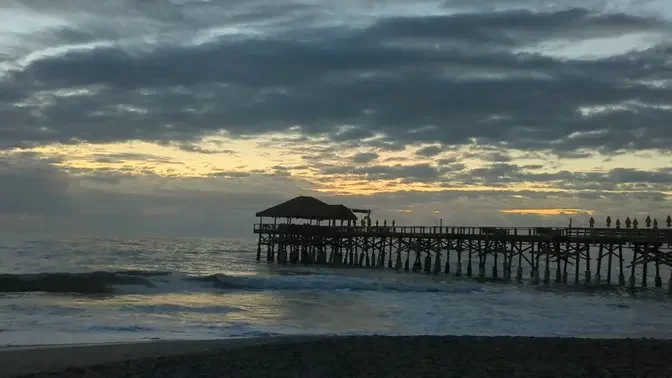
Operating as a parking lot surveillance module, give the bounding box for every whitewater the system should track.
[2,233,672,347]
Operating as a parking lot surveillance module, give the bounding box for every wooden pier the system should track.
[253,196,672,292]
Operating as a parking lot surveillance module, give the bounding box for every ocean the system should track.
[2,233,672,347]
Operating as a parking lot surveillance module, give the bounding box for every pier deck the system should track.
[255,224,672,244]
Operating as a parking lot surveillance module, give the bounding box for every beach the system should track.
[5,335,672,377]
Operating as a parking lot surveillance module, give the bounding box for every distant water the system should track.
[2,233,672,347]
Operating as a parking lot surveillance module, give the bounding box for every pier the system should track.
[253,196,672,292]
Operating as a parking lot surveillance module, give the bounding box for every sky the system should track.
[1,0,671,238]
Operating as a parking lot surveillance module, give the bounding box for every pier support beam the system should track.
[629,246,638,290]
[555,243,562,283]
[388,242,394,269]
[478,263,486,279]
[467,244,473,277]
[424,253,432,273]
[531,269,539,285]
[618,244,625,286]
[642,246,649,288]
[492,248,499,279]
[278,246,288,264]
[455,250,462,276]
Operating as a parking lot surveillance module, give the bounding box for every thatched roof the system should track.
[255,196,358,221]
[328,204,359,221]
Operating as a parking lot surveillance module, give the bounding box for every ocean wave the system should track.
[121,303,245,314]
[0,270,483,295]
[88,325,155,332]
[0,270,169,294]
[201,273,482,294]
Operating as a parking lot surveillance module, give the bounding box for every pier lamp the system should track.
[606,216,611,228]
[667,215,671,228]
[645,215,651,228]
[615,219,621,229]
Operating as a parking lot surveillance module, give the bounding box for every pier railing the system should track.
[254,224,553,235]
[254,223,672,243]
[563,227,672,243]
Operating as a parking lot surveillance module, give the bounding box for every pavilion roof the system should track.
[328,204,359,221]
[255,196,358,221]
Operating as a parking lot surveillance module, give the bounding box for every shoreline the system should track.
[0,336,322,377]
[4,335,672,377]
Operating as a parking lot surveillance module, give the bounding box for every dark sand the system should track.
[5,336,672,377]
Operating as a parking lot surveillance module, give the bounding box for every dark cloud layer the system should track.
[0,153,74,215]
[1,2,670,153]
[454,163,672,192]
[316,160,672,193]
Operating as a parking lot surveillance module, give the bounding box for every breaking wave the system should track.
[0,270,170,294]
[0,270,484,295]
[189,272,482,294]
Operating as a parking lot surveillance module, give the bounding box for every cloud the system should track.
[1,1,672,236]
[351,152,379,164]
[1,4,670,154]
[415,145,443,157]
[451,163,672,191]
[170,142,236,155]
[90,152,183,164]
[462,150,513,162]
[365,8,667,46]
[0,152,74,215]
[322,163,440,182]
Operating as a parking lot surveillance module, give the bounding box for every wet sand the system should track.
[5,335,672,377]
